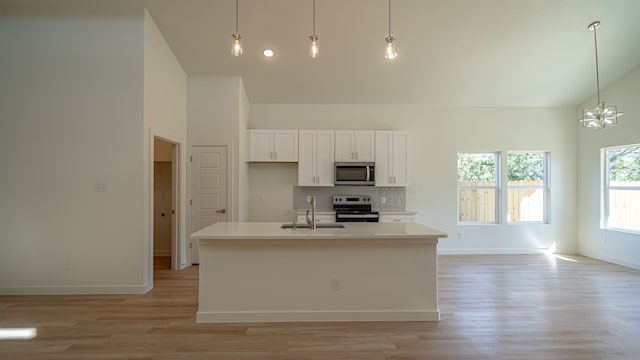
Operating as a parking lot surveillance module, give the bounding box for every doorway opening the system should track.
[153,138,177,271]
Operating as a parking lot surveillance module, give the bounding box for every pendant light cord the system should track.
[235,0,239,33]
[593,27,601,104]
[388,0,391,36]
[312,0,316,35]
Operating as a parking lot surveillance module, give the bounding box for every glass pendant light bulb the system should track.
[309,35,319,58]
[384,35,397,60]
[232,33,242,56]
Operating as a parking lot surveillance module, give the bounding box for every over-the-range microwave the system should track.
[334,162,375,186]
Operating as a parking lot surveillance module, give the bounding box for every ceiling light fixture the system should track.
[384,0,397,60]
[579,21,623,131]
[231,0,242,56]
[309,0,319,58]
[262,49,274,58]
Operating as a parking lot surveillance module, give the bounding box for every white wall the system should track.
[250,105,578,254]
[238,80,251,221]
[187,76,247,227]
[0,15,146,293]
[143,10,188,273]
[577,66,640,269]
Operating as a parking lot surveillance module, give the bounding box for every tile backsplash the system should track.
[293,186,405,211]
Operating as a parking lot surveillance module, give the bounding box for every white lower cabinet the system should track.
[379,214,416,223]
[296,214,336,224]
[298,130,334,186]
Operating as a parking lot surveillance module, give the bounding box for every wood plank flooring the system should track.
[1,255,640,359]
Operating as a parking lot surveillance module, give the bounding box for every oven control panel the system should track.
[333,195,372,205]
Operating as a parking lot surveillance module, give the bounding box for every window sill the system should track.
[602,226,640,235]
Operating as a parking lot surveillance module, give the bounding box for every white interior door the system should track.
[191,145,228,264]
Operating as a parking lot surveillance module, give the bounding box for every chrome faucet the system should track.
[305,196,316,230]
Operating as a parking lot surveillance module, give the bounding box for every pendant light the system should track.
[578,21,623,130]
[384,0,397,60]
[231,0,242,56]
[309,0,319,58]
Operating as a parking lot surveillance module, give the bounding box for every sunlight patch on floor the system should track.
[544,242,578,262]
[0,327,37,340]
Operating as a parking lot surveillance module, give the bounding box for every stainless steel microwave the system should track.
[334,162,375,186]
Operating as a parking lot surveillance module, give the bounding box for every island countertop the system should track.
[191,221,448,241]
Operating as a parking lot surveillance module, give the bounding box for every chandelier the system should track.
[578,21,623,131]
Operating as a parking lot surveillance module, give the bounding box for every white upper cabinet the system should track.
[298,130,334,186]
[375,131,408,187]
[249,129,298,162]
[334,130,375,162]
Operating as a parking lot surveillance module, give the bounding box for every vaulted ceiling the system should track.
[3,0,640,106]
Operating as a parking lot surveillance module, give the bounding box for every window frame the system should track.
[506,151,550,224]
[457,152,500,225]
[602,144,640,233]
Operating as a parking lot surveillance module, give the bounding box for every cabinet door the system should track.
[374,131,393,186]
[274,130,298,161]
[354,131,375,161]
[379,214,415,223]
[392,132,408,186]
[315,130,335,186]
[334,131,354,161]
[249,129,274,161]
[297,214,336,224]
[297,131,316,186]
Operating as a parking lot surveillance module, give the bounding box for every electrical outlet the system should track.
[95,182,106,192]
[306,195,312,203]
[458,231,463,239]
[63,260,70,270]
[331,277,341,290]
[381,196,386,204]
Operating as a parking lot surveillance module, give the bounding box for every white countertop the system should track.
[191,222,447,241]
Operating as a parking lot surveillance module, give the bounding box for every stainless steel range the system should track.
[333,195,379,222]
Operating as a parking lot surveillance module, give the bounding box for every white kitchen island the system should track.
[191,222,447,323]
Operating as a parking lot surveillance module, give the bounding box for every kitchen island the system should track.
[191,222,447,323]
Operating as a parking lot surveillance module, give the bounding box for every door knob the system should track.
[216,209,226,214]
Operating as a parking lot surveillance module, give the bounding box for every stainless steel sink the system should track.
[281,223,345,229]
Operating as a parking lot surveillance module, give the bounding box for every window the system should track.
[604,145,640,232]
[507,152,548,222]
[457,153,499,223]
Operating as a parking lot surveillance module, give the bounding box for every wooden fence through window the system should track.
[458,181,543,222]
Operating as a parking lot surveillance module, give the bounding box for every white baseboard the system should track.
[0,285,149,295]
[578,250,640,270]
[438,248,547,255]
[196,309,440,323]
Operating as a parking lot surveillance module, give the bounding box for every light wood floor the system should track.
[1,255,640,359]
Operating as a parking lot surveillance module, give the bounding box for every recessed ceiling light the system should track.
[262,49,274,58]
